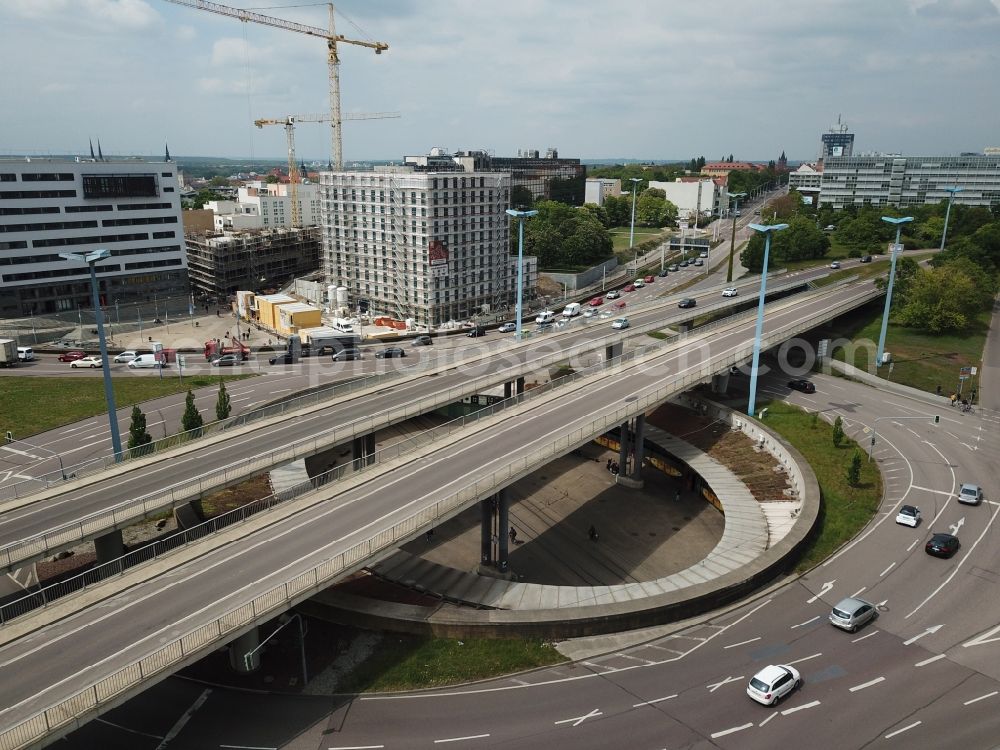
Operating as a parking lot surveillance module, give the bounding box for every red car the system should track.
[623,284,636,293]
[613,300,627,310]
[58,351,86,362]
[644,275,655,283]
[588,296,604,307]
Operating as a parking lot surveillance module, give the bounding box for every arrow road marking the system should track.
[554,709,602,727]
[904,625,943,645]
[807,580,836,603]
[950,517,965,535]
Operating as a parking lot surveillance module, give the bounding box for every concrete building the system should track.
[820,116,855,161]
[205,182,322,231]
[702,161,762,179]
[818,152,1000,210]
[184,226,321,298]
[788,163,823,205]
[319,168,536,327]
[647,178,723,219]
[584,178,621,206]
[0,156,188,317]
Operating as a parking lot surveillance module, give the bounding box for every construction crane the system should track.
[163,0,388,169]
[254,112,400,226]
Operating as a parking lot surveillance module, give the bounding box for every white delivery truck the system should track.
[535,310,556,324]
[0,339,16,367]
[561,302,582,318]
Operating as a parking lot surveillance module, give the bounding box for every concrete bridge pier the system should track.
[94,530,125,564]
[711,372,731,394]
[606,341,622,362]
[351,433,376,471]
[229,627,261,673]
[478,490,512,574]
[503,378,526,400]
[617,415,646,489]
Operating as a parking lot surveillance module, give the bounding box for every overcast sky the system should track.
[1,0,998,164]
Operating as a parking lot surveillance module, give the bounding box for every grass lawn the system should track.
[337,635,566,693]
[0,374,256,439]
[758,401,883,571]
[609,226,670,252]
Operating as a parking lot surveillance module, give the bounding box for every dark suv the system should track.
[375,347,406,358]
[332,348,362,361]
[677,298,697,309]
[412,335,433,346]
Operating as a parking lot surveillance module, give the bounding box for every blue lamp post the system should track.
[939,186,962,251]
[628,177,642,269]
[876,215,914,367]
[725,191,746,283]
[505,208,538,341]
[746,222,789,417]
[60,248,124,461]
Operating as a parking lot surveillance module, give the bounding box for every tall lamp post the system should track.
[876,216,914,367]
[725,191,746,283]
[939,186,962,251]
[60,249,124,461]
[628,177,642,270]
[746,222,789,417]
[505,208,538,341]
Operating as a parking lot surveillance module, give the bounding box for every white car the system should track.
[830,261,841,269]
[895,505,921,527]
[722,287,738,297]
[699,250,709,258]
[633,279,645,288]
[611,317,629,330]
[114,350,138,363]
[747,664,801,706]
[583,308,595,318]
[497,322,516,333]
[71,355,104,368]
[605,290,621,300]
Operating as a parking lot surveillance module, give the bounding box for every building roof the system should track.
[278,303,320,314]
[256,294,296,304]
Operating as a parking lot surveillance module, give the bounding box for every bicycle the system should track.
[961,403,975,414]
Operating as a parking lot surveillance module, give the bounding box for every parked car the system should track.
[58,350,86,362]
[657,268,670,277]
[605,290,621,300]
[643,275,655,283]
[611,317,629,330]
[926,532,960,558]
[958,483,983,505]
[623,284,636,293]
[71,355,104,369]
[895,505,921,527]
[722,287,738,297]
[412,335,433,346]
[830,261,841,269]
[113,350,138,363]
[211,354,242,367]
[588,296,604,307]
[787,379,816,394]
[860,255,873,263]
[497,322,517,333]
[747,664,801,706]
[677,298,697,309]
[332,348,362,361]
[829,597,878,632]
[268,352,294,365]
[466,327,486,338]
[375,347,406,358]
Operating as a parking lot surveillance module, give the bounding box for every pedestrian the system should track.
[509,527,517,544]
[611,462,619,476]
[225,331,230,339]
[606,458,613,472]
[936,384,942,396]
[588,525,599,542]
[675,488,681,503]
[425,528,435,542]
[950,393,958,407]
[971,389,977,403]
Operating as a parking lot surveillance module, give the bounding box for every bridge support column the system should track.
[504,381,512,399]
[229,627,261,673]
[711,372,731,394]
[625,415,646,488]
[351,433,376,471]
[516,377,525,395]
[606,342,622,362]
[497,489,510,573]
[94,530,124,564]
[480,497,493,565]
[617,421,630,475]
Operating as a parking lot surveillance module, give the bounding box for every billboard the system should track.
[429,240,449,279]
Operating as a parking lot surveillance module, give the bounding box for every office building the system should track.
[584,178,621,206]
[788,163,823,204]
[0,156,187,317]
[647,178,723,218]
[820,116,855,160]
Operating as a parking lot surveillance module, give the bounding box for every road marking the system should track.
[155,688,210,750]
[950,517,965,535]
[724,637,761,649]
[911,485,954,497]
[904,625,943,645]
[849,676,885,692]
[632,694,677,707]
[0,446,41,459]
[806,580,835,603]
[851,587,867,597]
[885,721,921,739]
[915,654,947,667]
[852,631,879,643]
[786,653,823,666]
[907,539,920,551]
[963,691,998,706]
[710,723,753,739]
[434,734,490,744]
[879,562,896,577]
[554,709,602,727]
[707,675,744,693]
[222,746,277,749]
[758,711,778,727]
[791,616,820,629]
[781,700,820,715]
[327,746,385,749]
[963,623,1000,648]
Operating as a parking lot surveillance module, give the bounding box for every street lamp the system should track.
[628,177,642,270]
[876,216,914,367]
[725,191,746,283]
[939,186,963,251]
[746,222,789,417]
[59,248,124,461]
[505,208,538,341]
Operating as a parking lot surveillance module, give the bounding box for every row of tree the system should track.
[127,383,232,456]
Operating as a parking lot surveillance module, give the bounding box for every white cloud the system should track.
[7,0,159,31]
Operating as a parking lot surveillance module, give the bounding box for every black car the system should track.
[375,347,406,359]
[412,335,433,346]
[332,348,362,361]
[677,298,697,309]
[787,379,816,394]
[657,268,670,277]
[268,352,293,365]
[860,255,873,263]
[466,327,486,338]
[925,532,960,558]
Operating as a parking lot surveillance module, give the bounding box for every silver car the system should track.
[958,483,983,505]
[829,597,877,632]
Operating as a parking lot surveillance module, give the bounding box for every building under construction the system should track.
[184,226,320,298]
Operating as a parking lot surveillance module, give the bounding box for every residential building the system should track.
[205,181,322,231]
[647,178,723,219]
[319,168,535,327]
[0,156,187,317]
[702,161,762,179]
[584,178,621,206]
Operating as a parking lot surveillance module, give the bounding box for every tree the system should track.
[127,405,153,457]
[895,265,984,333]
[265,174,279,184]
[832,416,844,448]
[208,175,230,187]
[847,451,862,486]
[522,200,612,268]
[635,191,676,227]
[181,389,203,436]
[511,185,534,210]
[215,381,232,421]
[602,194,631,227]
[581,203,611,228]
[740,215,829,272]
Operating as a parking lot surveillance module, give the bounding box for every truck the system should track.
[561,302,582,318]
[535,310,556,324]
[0,339,16,367]
[204,336,250,361]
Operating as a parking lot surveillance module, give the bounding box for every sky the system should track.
[1,0,998,164]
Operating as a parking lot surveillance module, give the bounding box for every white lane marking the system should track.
[852,631,879,643]
[0,446,41,459]
[710,723,753,739]
[96,718,163,740]
[963,623,1000,648]
[963,691,998,706]
[154,688,210,750]
[911,485,953,496]
[632,694,677,707]
[907,539,920,552]
[879,562,896,577]
[851,587,867,597]
[222,746,277,749]
[327,746,385,750]
[915,654,947,667]
[904,625,944,645]
[791,616,820,629]
[758,711,778,727]
[724,637,762,649]
[707,675,744,693]
[781,700,820,715]
[616,653,655,665]
[849,676,885,692]
[554,709,602,727]
[786,653,823,666]
[806,580,835,603]
[433,734,490,744]
[885,721,921,739]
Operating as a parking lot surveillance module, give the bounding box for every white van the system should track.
[16,347,34,361]
[127,354,163,369]
[561,302,582,318]
[535,310,556,324]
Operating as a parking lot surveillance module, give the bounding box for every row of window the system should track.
[101,216,178,227]
[1,219,98,233]
[32,231,169,248]
[0,190,77,200]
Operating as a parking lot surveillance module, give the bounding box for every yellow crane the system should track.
[163,0,388,170]
[254,112,400,226]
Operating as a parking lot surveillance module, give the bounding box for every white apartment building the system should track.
[819,153,1000,210]
[207,181,321,231]
[584,178,621,206]
[0,157,187,317]
[647,178,723,219]
[320,168,534,327]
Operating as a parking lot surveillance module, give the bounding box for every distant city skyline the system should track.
[2,0,998,163]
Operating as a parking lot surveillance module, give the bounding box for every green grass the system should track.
[758,401,883,571]
[337,635,566,693]
[609,226,670,252]
[0,375,255,439]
